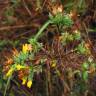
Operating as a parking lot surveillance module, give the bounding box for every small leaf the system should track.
[82,62,89,70]
[82,71,88,81]
[76,42,86,54]
[73,31,81,40]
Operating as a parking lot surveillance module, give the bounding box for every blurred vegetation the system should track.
[0,0,96,96]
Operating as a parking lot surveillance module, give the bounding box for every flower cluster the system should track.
[22,78,32,88]
[5,40,43,88]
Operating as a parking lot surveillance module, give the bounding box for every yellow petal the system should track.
[22,44,28,54]
[51,60,57,68]
[22,78,27,85]
[27,80,32,88]
[51,63,56,68]
[6,68,13,77]
[16,64,25,70]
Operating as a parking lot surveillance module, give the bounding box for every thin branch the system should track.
[22,0,32,17]
[0,24,40,31]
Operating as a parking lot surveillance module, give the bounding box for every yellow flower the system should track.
[16,64,25,70]
[6,68,13,77]
[22,44,29,54]
[27,80,32,88]
[22,78,27,85]
[51,60,57,68]
[22,44,32,54]
[51,63,56,68]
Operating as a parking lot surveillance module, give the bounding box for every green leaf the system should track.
[62,15,73,26]
[14,52,28,64]
[82,62,89,70]
[28,38,42,53]
[51,13,73,27]
[73,32,81,40]
[82,71,88,81]
[76,42,86,54]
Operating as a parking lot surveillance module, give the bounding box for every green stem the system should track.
[34,20,52,40]
[4,75,12,96]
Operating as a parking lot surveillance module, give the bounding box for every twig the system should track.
[42,0,47,9]
[41,48,52,58]
[22,0,32,17]
[0,24,39,31]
